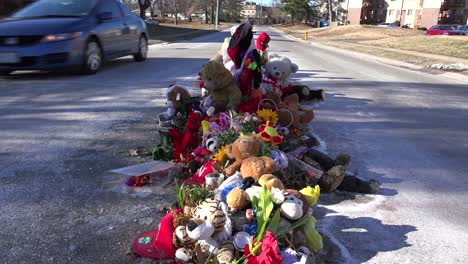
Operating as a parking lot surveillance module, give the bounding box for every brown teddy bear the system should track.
[224,136,276,181]
[166,85,192,117]
[200,61,242,115]
[258,174,284,190]
[240,156,276,181]
[224,136,261,176]
[282,93,314,130]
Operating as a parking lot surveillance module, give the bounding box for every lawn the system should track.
[276,24,468,64]
[146,21,235,44]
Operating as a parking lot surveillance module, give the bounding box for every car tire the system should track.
[134,35,148,62]
[81,40,102,75]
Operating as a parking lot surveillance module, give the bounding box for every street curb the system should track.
[273,27,468,84]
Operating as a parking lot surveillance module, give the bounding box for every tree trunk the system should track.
[328,0,333,22]
[211,3,214,24]
[140,9,146,19]
[174,13,178,24]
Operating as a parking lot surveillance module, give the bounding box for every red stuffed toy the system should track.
[184,159,216,185]
[132,209,182,260]
[169,112,202,162]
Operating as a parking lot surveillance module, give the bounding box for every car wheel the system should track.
[81,40,102,75]
[134,36,148,62]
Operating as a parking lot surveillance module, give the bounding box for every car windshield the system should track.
[439,26,455,30]
[13,0,97,18]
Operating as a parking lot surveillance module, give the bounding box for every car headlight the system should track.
[41,32,83,42]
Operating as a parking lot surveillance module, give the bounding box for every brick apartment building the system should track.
[339,0,468,28]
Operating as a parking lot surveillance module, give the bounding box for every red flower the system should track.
[244,231,282,264]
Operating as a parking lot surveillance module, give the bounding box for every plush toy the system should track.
[200,60,242,116]
[175,198,233,263]
[132,209,182,260]
[240,156,276,181]
[282,94,315,130]
[280,189,309,221]
[224,135,261,176]
[303,149,379,193]
[226,187,248,210]
[262,54,298,95]
[166,85,200,117]
[258,174,284,190]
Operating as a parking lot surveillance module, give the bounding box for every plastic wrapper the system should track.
[287,154,323,182]
[102,161,181,198]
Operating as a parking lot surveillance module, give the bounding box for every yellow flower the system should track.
[256,109,278,125]
[300,185,320,206]
[214,145,228,162]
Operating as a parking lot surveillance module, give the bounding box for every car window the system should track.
[439,26,454,30]
[13,0,97,18]
[119,2,134,17]
[98,0,122,19]
[430,26,438,30]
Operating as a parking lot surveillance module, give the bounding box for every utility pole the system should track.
[260,1,263,25]
[215,0,219,30]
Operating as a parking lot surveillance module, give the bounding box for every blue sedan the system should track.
[0,0,149,75]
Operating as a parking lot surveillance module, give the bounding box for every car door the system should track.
[95,0,126,58]
[118,2,139,55]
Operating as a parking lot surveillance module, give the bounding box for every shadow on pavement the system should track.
[316,207,417,263]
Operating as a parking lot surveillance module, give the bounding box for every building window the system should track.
[389,9,395,16]
[407,9,413,15]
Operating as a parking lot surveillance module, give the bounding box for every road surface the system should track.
[1,26,467,263]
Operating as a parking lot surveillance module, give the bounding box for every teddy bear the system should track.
[281,93,315,130]
[258,174,284,190]
[200,60,242,116]
[166,85,201,118]
[262,54,298,95]
[175,198,233,263]
[224,135,261,176]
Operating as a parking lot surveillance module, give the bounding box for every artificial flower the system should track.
[256,109,279,125]
[300,185,320,206]
[270,187,285,205]
[257,121,283,144]
[244,231,282,264]
[214,145,228,163]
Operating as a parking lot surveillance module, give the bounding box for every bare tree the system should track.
[138,0,151,19]
[167,0,185,24]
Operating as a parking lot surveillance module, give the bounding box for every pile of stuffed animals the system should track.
[130,21,380,263]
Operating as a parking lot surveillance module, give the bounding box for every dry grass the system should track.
[146,21,234,44]
[363,35,468,59]
[277,24,468,63]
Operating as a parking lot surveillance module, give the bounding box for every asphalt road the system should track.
[1,27,467,263]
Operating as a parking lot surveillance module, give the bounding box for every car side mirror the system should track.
[97,12,112,22]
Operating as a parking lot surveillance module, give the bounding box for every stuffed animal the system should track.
[224,135,261,176]
[262,54,298,94]
[281,94,314,130]
[175,198,233,263]
[240,156,276,181]
[166,85,199,117]
[280,189,310,221]
[258,174,284,190]
[200,60,242,116]
[303,149,379,194]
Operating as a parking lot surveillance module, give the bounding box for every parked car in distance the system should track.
[426,25,462,35]
[458,25,468,35]
[0,0,149,76]
[377,22,398,28]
